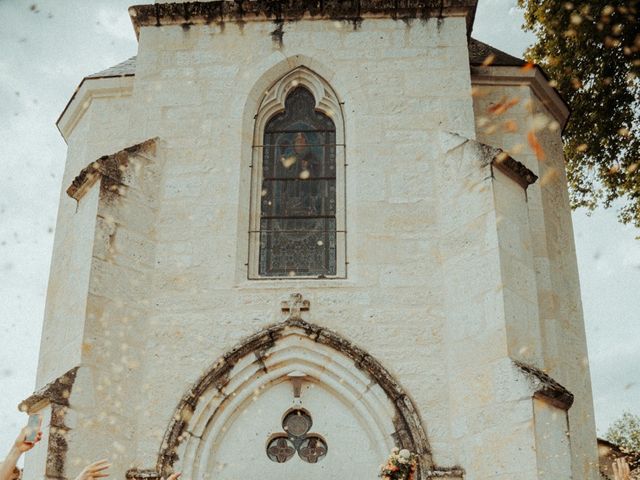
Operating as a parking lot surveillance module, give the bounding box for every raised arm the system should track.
[73,460,111,480]
[0,426,43,480]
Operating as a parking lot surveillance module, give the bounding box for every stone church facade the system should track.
[22,1,599,479]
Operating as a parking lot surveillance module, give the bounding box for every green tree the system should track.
[519,0,640,227]
[606,411,640,469]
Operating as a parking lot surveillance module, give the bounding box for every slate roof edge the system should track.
[56,74,135,143]
[86,56,137,78]
[468,38,525,67]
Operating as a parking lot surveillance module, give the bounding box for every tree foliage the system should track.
[606,411,640,469]
[519,0,640,226]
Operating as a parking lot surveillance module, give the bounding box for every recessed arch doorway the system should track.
[153,317,441,480]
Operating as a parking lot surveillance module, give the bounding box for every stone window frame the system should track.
[247,67,347,279]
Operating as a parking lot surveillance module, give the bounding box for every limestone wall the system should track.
[37,93,133,387]
[128,15,477,470]
[472,68,599,479]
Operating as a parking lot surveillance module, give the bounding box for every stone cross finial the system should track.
[281,293,310,321]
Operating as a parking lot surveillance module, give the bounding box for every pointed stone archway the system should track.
[127,308,464,480]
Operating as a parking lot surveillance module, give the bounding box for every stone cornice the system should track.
[20,371,78,480]
[126,470,161,480]
[514,360,574,410]
[128,0,478,38]
[56,75,134,143]
[470,65,570,130]
[126,468,464,480]
[66,138,158,201]
[424,470,465,479]
[491,150,538,189]
[18,367,79,413]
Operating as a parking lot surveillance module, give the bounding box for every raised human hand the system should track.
[74,460,111,480]
[14,427,42,453]
[612,457,631,480]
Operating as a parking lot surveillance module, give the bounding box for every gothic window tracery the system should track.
[259,87,337,277]
[266,409,328,464]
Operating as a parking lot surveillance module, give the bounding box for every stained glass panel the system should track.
[259,87,337,277]
[298,436,328,464]
[266,436,296,463]
[283,409,313,437]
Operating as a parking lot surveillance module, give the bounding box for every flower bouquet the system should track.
[379,447,418,480]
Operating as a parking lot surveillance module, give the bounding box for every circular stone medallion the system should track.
[282,410,312,437]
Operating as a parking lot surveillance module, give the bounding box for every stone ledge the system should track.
[127,466,465,479]
[491,151,538,189]
[514,360,574,410]
[424,468,465,479]
[66,138,157,202]
[18,367,79,413]
[128,0,478,37]
[126,469,161,480]
[19,369,78,480]
[127,467,464,480]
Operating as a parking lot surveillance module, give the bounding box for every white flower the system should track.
[398,457,408,464]
[391,447,399,454]
[399,449,411,459]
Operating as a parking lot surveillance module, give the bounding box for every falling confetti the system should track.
[487,96,520,116]
[527,130,546,161]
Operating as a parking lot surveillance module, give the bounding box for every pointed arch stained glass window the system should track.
[259,87,337,277]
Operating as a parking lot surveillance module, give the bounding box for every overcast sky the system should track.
[1,0,639,460]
